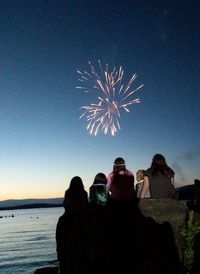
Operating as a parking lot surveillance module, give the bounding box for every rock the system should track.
[139,198,187,261]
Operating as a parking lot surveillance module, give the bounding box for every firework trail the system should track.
[76,60,144,136]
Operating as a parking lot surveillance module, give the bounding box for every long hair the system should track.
[151,154,174,177]
[63,176,88,210]
[65,176,85,198]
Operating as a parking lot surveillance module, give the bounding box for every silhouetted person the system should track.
[105,170,180,274]
[140,153,177,199]
[107,157,136,203]
[106,171,139,274]
[56,175,181,274]
[107,157,134,189]
[56,176,91,274]
[88,173,111,274]
[89,173,110,207]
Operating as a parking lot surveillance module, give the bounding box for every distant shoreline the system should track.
[0,183,196,211]
[0,203,63,211]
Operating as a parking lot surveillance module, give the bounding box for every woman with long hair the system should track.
[56,176,91,274]
[140,154,177,199]
[63,176,88,210]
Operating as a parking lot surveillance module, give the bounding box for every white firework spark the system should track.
[77,60,144,136]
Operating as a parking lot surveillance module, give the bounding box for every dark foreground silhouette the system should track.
[104,200,180,274]
[53,198,181,274]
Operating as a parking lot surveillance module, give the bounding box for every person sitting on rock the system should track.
[140,154,177,199]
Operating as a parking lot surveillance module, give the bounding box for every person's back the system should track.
[89,173,110,274]
[109,172,136,200]
[140,154,177,199]
[89,173,110,207]
[56,210,91,274]
[56,176,92,274]
[107,157,134,199]
[145,167,176,198]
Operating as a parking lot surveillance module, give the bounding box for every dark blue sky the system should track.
[1,0,200,199]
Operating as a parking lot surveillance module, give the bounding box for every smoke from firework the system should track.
[172,147,200,184]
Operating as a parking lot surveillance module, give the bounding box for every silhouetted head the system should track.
[150,154,174,177]
[93,173,107,185]
[65,176,86,200]
[63,176,88,210]
[113,157,126,172]
[152,154,167,167]
[69,176,85,192]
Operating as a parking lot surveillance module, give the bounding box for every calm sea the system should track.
[0,207,64,274]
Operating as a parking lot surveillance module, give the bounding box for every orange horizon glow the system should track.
[0,179,193,202]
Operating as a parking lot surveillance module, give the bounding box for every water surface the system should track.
[0,207,64,274]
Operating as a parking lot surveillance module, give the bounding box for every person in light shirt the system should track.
[135,169,150,198]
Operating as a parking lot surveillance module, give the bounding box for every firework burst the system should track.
[76,60,144,136]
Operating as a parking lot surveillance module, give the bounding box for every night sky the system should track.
[1,0,200,200]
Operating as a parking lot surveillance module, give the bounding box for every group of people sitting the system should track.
[91,153,177,204]
[56,153,180,274]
